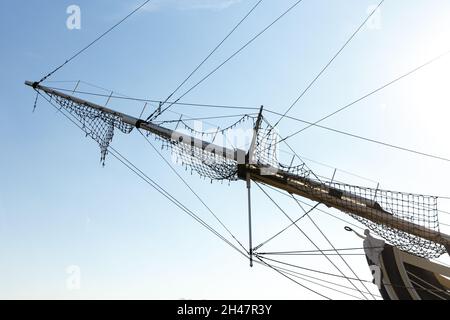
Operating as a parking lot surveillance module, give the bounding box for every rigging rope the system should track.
[257,247,384,255]
[38,0,153,84]
[253,203,320,251]
[277,48,450,145]
[266,109,450,164]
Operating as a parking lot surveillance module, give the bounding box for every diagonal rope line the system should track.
[265,109,450,164]
[138,129,249,254]
[255,182,369,300]
[277,48,450,145]
[38,0,153,84]
[159,0,265,110]
[291,195,377,300]
[257,246,383,255]
[157,0,306,117]
[45,86,261,111]
[253,203,319,251]
[270,0,385,131]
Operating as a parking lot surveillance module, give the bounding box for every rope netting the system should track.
[158,137,240,181]
[254,119,446,258]
[149,115,255,182]
[51,94,134,165]
[255,118,311,177]
[325,182,446,258]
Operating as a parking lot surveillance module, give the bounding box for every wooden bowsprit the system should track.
[26,81,450,260]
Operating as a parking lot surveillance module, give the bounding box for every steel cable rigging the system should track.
[37,0,153,84]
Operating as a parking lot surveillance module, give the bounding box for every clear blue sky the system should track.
[1,0,450,299]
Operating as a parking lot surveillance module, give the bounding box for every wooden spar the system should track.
[26,81,450,248]
[26,81,247,163]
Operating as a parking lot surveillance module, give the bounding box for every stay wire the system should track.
[45,86,260,111]
[253,203,320,251]
[258,247,383,255]
[38,0,153,83]
[266,109,450,164]
[278,48,450,146]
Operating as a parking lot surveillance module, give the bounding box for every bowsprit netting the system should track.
[321,181,445,258]
[254,118,445,258]
[255,118,311,177]
[159,138,240,181]
[149,115,255,182]
[49,93,134,164]
[255,120,279,168]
